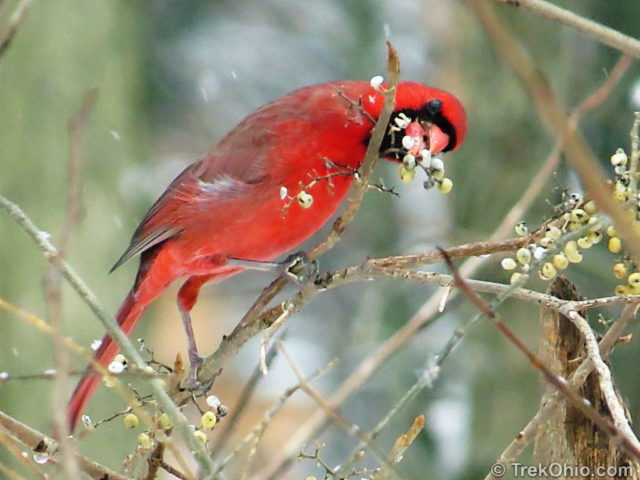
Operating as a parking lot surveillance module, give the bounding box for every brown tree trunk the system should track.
[534,276,639,479]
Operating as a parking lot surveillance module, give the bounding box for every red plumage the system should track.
[68,80,467,430]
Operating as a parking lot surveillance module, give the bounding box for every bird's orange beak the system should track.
[425,123,450,155]
[404,121,450,158]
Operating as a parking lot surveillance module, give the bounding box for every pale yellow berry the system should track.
[607,225,617,237]
[608,237,622,254]
[510,272,528,285]
[563,240,578,257]
[545,225,561,240]
[296,191,313,209]
[540,237,554,248]
[570,209,588,223]
[514,221,528,236]
[432,168,445,181]
[501,258,517,271]
[568,222,578,232]
[587,231,603,244]
[399,165,415,183]
[124,413,139,429]
[201,411,217,430]
[610,148,628,166]
[630,285,640,295]
[438,178,453,194]
[137,432,153,450]
[563,241,582,263]
[615,285,630,296]
[516,248,532,265]
[402,153,416,169]
[583,200,597,214]
[193,430,207,444]
[159,413,173,430]
[628,272,640,288]
[614,190,627,202]
[553,254,569,271]
[540,262,557,280]
[613,263,629,279]
[567,251,583,264]
[114,354,127,364]
[577,237,592,249]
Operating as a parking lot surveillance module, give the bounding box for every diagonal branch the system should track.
[0,0,30,58]
[493,0,640,58]
[0,411,130,480]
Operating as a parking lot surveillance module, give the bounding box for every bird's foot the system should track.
[227,252,319,286]
[278,251,318,286]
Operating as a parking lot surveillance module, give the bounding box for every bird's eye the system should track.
[427,99,442,115]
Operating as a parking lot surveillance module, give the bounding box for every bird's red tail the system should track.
[67,289,146,432]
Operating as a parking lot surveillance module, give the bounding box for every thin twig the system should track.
[0,429,48,480]
[494,0,640,58]
[0,411,130,480]
[0,0,30,58]
[47,87,98,480]
[208,339,281,454]
[209,357,338,478]
[277,343,406,480]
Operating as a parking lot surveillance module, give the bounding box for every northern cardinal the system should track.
[68,80,467,430]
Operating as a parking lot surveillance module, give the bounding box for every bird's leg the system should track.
[177,274,215,390]
[178,306,203,389]
[227,252,318,286]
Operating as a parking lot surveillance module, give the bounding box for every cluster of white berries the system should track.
[604,148,640,295]
[391,113,453,194]
[130,395,224,450]
[501,192,604,284]
[499,145,640,296]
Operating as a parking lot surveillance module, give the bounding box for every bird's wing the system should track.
[110,86,336,271]
[110,148,272,272]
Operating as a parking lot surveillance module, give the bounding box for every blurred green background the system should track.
[1,1,639,478]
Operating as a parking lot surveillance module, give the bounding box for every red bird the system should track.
[68,80,467,429]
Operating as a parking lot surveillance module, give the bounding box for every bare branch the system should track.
[0,0,30,58]
[47,87,98,480]
[493,0,640,58]
[0,411,130,480]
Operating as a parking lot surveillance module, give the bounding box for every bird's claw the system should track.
[279,251,318,286]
